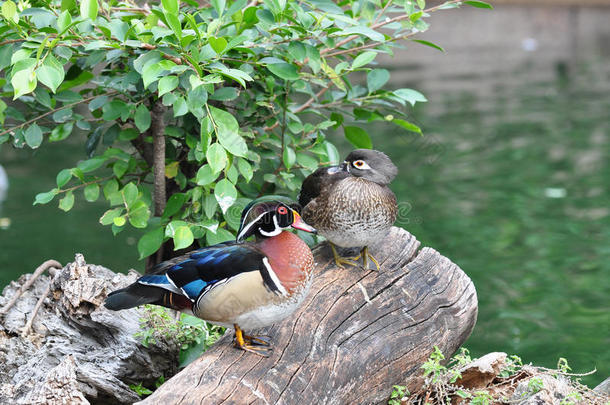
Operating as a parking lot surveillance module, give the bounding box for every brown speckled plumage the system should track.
[299,149,398,254]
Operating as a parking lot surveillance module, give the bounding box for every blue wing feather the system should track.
[143,241,270,302]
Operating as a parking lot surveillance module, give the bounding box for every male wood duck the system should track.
[104,196,316,356]
[299,149,397,271]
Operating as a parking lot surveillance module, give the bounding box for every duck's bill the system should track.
[290,210,317,233]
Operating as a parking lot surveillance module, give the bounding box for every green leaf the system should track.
[393,119,422,134]
[325,141,340,165]
[196,164,217,186]
[394,88,427,106]
[80,0,98,20]
[58,191,75,211]
[158,76,179,97]
[122,182,138,208]
[165,13,182,39]
[129,200,150,228]
[214,178,237,214]
[283,146,296,169]
[138,227,164,259]
[36,54,65,93]
[56,169,72,188]
[114,215,127,227]
[134,104,151,133]
[84,183,100,201]
[411,39,445,52]
[206,142,227,173]
[161,0,179,15]
[236,158,253,182]
[206,228,234,245]
[61,0,76,10]
[336,26,384,42]
[49,122,74,142]
[352,51,377,69]
[102,100,127,121]
[344,126,372,149]
[174,225,194,250]
[209,106,247,157]
[34,189,58,205]
[288,42,306,62]
[464,0,493,8]
[24,124,43,149]
[11,59,37,99]
[57,10,71,32]
[1,0,18,24]
[366,69,390,93]
[211,0,225,15]
[77,157,106,173]
[113,160,128,178]
[296,153,318,170]
[209,37,227,54]
[267,63,300,81]
[163,193,187,218]
[173,96,187,117]
[209,87,238,101]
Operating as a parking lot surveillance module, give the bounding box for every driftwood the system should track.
[0,254,178,404]
[142,226,478,404]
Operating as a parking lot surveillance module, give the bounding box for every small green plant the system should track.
[527,377,544,395]
[499,354,523,378]
[560,391,583,405]
[421,346,447,384]
[129,382,153,398]
[134,304,225,367]
[470,390,493,405]
[557,357,572,374]
[388,385,408,405]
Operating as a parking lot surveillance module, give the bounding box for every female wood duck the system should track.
[104,196,316,356]
[299,149,397,271]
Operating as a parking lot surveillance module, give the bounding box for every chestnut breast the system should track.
[258,231,314,294]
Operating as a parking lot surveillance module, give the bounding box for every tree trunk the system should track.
[141,226,478,404]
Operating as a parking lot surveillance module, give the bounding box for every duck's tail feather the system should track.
[104,283,193,311]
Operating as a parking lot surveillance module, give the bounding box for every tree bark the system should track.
[141,226,478,405]
[0,255,179,405]
[146,101,167,272]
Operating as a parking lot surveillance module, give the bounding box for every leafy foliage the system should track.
[0,0,490,258]
[397,348,605,405]
[134,304,225,367]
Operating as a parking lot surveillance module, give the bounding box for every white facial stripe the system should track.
[263,257,288,296]
[237,211,268,241]
[259,215,282,237]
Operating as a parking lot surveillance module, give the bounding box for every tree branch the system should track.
[151,101,167,217]
[0,92,117,138]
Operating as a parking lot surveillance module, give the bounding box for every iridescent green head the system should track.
[236,196,316,242]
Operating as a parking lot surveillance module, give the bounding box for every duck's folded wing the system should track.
[298,166,349,207]
[158,243,283,301]
[105,242,281,312]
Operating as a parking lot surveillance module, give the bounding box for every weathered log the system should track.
[142,226,478,404]
[0,254,179,405]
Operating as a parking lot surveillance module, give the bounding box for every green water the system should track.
[1,34,609,390]
[377,58,610,386]
[0,141,143,286]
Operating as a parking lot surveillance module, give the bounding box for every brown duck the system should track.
[299,149,398,270]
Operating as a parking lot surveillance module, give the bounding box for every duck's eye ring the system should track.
[277,206,288,215]
[353,160,365,168]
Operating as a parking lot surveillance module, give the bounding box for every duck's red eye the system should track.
[354,160,365,167]
[277,206,288,215]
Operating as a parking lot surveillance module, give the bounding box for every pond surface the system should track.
[375,4,610,387]
[1,3,608,388]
